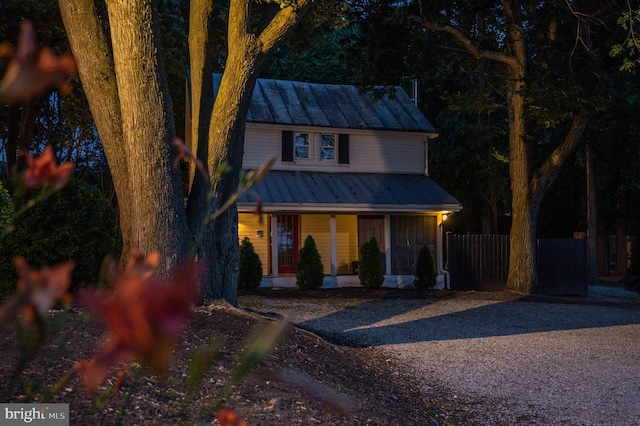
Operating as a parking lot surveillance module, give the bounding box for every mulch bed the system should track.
[2,287,634,425]
[0,298,474,425]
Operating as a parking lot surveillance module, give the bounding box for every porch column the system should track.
[437,215,444,272]
[330,214,337,276]
[271,215,278,277]
[384,214,392,275]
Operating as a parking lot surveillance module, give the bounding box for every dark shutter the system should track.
[282,131,293,162]
[338,133,350,164]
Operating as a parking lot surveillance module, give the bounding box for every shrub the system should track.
[296,235,324,290]
[359,237,384,289]
[238,237,263,290]
[0,181,13,238]
[0,178,120,294]
[414,244,437,290]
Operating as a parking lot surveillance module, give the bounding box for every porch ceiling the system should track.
[237,171,462,213]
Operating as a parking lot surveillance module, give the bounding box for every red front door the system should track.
[277,215,299,274]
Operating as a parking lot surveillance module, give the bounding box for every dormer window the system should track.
[294,133,310,160]
[320,134,336,160]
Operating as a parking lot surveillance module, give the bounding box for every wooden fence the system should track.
[447,234,587,296]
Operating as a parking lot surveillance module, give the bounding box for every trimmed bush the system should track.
[296,235,324,290]
[414,244,437,290]
[238,237,263,290]
[0,178,120,295]
[359,237,384,289]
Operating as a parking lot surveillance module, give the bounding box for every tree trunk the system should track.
[505,76,538,293]
[104,0,189,272]
[202,37,264,304]
[60,0,310,303]
[615,197,627,277]
[197,0,311,304]
[186,0,215,247]
[586,145,598,285]
[5,104,20,176]
[58,0,134,258]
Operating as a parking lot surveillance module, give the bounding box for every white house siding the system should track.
[238,213,270,275]
[243,124,426,174]
[300,214,332,275]
[348,132,425,174]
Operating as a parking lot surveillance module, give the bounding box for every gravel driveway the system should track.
[240,287,640,425]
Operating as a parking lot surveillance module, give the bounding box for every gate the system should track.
[448,234,588,296]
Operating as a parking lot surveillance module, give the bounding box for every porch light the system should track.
[442,214,448,221]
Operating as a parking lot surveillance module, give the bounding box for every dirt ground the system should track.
[1,287,637,425]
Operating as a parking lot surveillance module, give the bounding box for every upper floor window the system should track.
[282,130,348,164]
[294,133,310,160]
[320,134,336,160]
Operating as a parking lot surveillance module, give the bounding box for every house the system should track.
[197,75,462,288]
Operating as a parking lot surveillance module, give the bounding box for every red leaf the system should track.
[0,21,77,104]
[79,252,202,391]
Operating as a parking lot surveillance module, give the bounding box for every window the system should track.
[320,134,336,160]
[294,133,310,159]
[282,131,349,164]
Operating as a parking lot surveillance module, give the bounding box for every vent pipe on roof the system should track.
[410,79,418,106]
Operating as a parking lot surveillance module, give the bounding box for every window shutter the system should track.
[338,133,349,164]
[282,131,293,162]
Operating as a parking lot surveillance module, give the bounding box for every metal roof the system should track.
[213,74,437,133]
[237,171,462,213]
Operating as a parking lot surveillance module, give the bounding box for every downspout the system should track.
[438,218,450,289]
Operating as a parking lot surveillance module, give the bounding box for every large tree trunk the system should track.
[586,145,598,285]
[104,0,189,272]
[186,0,215,252]
[202,34,266,304]
[505,69,538,293]
[58,0,134,258]
[195,0,311,304]
[60,0,309,302]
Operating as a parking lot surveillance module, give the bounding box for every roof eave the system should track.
[237,202,463,214]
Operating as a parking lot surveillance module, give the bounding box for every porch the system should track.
[238,212,449,289]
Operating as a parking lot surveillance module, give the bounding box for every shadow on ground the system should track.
[242,289,640,347]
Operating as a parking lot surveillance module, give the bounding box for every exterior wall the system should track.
[300,214,331,275]
[238,213,269,276]
[243,124,426,174]
[336,215,358,274]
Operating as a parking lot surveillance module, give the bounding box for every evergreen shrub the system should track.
[414,244,437,290]
[359,237,384,289]
[0,181,13,239]
[0,178,120,295]
[296,235,324,290]
[238,237,263,290]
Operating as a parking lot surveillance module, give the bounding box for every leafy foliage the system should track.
[0,181,13,240]
[414,245,437,290]
[238,237,263,291]
[0,178,120,294]
[610,9,640,71]
[296,235,324,290]
[358,237,384,290]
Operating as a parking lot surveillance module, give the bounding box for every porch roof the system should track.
[237,171,462,213]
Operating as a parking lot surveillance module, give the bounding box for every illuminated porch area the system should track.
[237,170,462,289]
[238,212,452,289]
